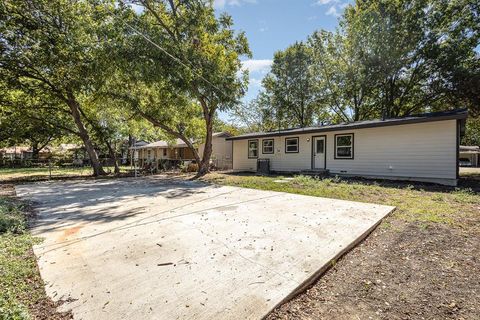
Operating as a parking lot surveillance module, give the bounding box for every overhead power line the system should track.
[113,10,227,98]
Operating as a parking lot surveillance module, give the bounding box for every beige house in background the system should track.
[132,132,233,170]
[227,109,468,186]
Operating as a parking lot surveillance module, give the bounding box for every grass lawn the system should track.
[0,186,70,320]
[203,172,480,319]
[204,172,479,226]
[0,166,131,183]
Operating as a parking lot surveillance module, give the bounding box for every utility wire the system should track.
[115,10,227,99]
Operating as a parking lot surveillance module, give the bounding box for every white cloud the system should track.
[314,0,339,5]
[214,0,257,9]
[241,59,273,73]
[314,0,349,17]
[326,6,340,17]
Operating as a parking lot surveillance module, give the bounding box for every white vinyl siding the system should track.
[232,139,258,171]
[197,134,233,169]
[233,135,313,172]
[232,120,458,185]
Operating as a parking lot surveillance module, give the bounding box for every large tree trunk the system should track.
[67,94,106,176]
[31,141,39,160]
[195,116,213,178]
[106,140,120,175]
[193,96,216,179]
[127,135,133,166]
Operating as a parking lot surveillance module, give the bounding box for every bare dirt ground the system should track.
[267,210,480,320]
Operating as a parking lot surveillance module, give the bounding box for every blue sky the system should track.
[130,1,350,121]
[214,0,350,105]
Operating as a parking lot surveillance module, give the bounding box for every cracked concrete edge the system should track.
[262,205,397,320]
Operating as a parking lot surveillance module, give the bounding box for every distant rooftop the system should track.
[133,132,232,149]
[227,109,468,141]
[139,138,190,149]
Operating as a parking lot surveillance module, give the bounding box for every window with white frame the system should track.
[335,134,353,159]
[262,139,274,154]
[285,137,299,153]
[248,139,258,158]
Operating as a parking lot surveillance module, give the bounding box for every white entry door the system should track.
[313,136,326,169]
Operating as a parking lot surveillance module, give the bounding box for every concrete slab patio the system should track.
[16,177,394,320]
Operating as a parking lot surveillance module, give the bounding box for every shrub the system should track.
[0,199,26,234]
[292,175,315,186]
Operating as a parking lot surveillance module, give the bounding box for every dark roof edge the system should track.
[226,109,468,141]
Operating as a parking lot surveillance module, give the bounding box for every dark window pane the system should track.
[316,140,324,153]
[285,138,298,152]
[286,139,298,146]
[336,135,352,146]
[336,147,352,157]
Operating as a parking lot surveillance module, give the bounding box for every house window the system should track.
[163,148,167,156]
[335,134,354,159]
[262,139,274,154]
[248,140,258,158]
[285,137,299,153]
[147,150,151,159]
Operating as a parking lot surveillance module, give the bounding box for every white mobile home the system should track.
[227,109,468,186]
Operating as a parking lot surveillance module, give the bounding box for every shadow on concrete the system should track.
[20,176,223,236]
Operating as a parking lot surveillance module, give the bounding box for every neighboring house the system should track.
[0,146,51,160]
[459,145,479,167]
[227,109,468,186]
[131,132,233,170]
